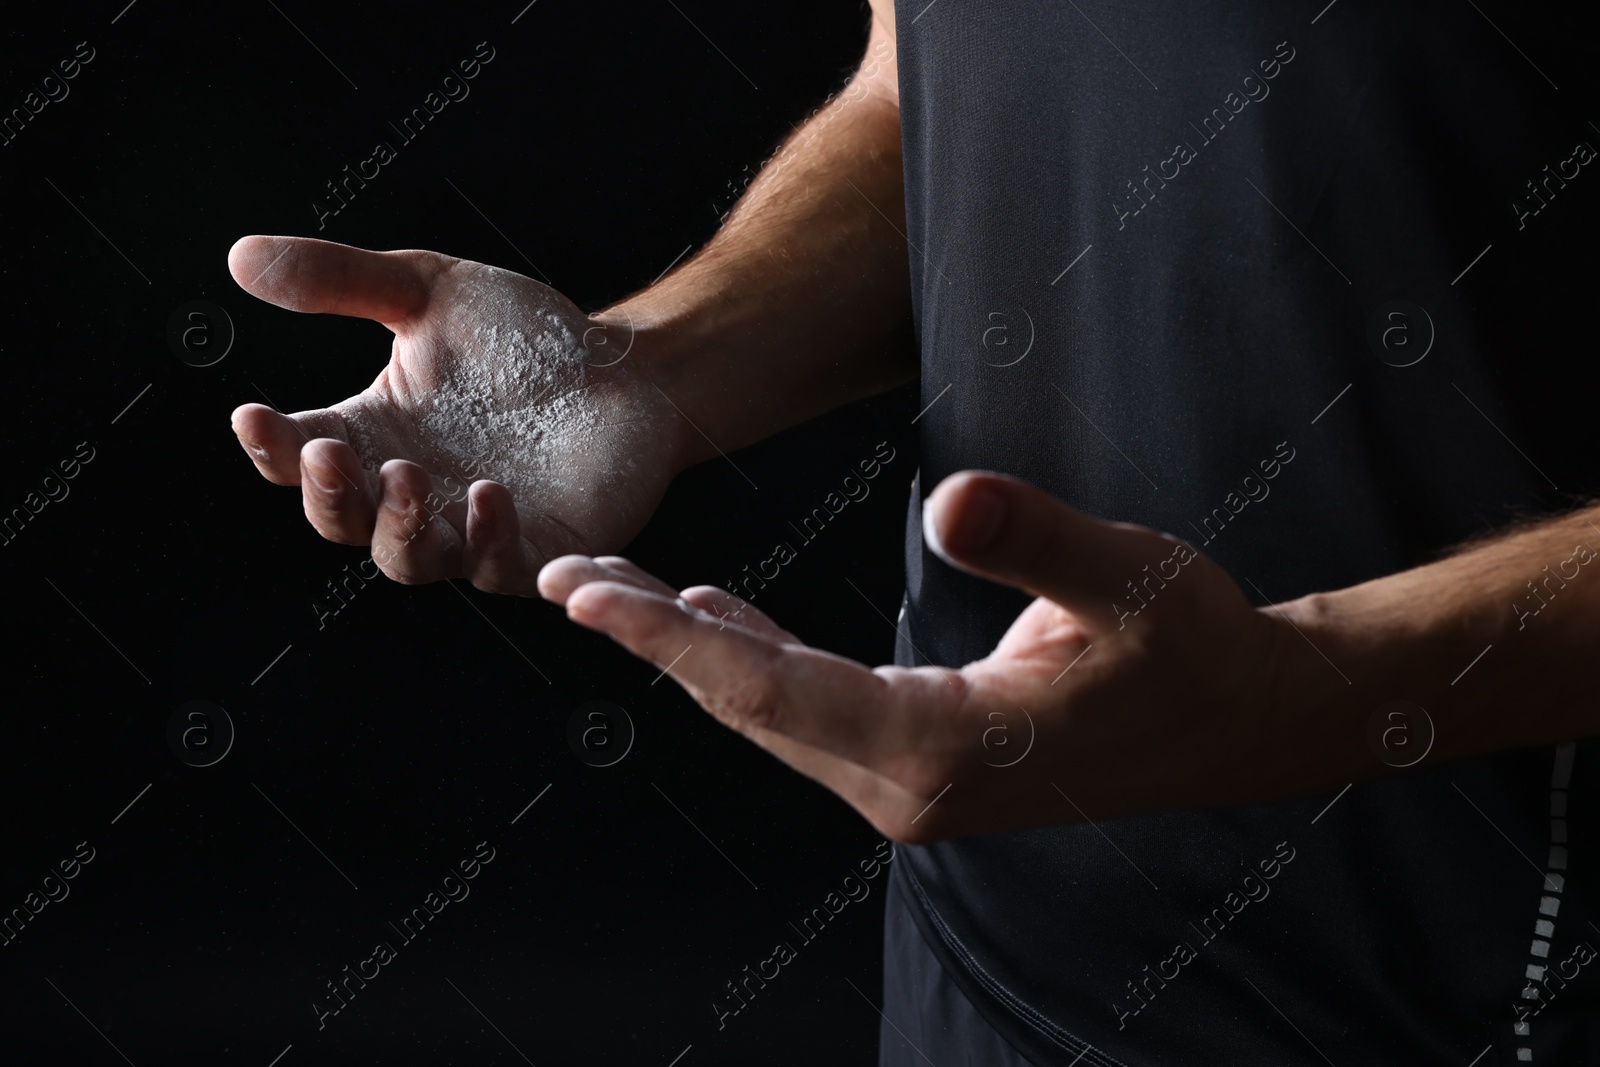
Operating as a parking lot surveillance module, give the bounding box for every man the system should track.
[228,0,1600,1062]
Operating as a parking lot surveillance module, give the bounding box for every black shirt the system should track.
[890,1,1600,1063]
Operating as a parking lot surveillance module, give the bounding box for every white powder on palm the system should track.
[333,262,656,546]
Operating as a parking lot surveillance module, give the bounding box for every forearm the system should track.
[1285,504,1600,780]
[597,17,915,471]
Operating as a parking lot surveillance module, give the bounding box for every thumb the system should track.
[227,235,450,326]
[922,471,1188,633]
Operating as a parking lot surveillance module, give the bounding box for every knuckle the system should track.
[734,674,785,733]
[704,670,783,735]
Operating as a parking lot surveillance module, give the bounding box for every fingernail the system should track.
[237,434,268,461]
[925,482,1004,559]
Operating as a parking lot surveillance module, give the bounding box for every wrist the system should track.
[587,288,724,478]
[1245,584,1425,805]
[1270,566,1503,786]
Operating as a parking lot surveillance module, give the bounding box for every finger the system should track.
[563,580,927,765]
[923,470,1181,633]
[227,235,450,326]
[371,460,461,584]
[537,555,677,603]
[540,558,798,640]
[549,568,960,836]
[677,585,800,643]
[231,403,350,485]
[461,481,543,595]
[593,556,679,597]
[300,438,378,545]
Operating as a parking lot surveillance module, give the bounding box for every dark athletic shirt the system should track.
[889,2,1600,1063]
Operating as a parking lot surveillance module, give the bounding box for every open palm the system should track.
[538,472,1318,843]
[228,235,684,593]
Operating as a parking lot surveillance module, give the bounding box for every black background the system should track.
[1,2,920,1064]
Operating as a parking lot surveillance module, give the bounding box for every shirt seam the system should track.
[899,858,1133,1067]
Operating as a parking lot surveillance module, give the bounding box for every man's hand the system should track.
[228,235,686,594]
[535,471,1359,843]
[225,11,913,596]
